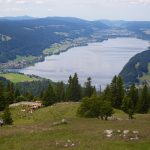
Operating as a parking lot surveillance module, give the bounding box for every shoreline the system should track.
[0,35,139,71]
[0,37,107,70]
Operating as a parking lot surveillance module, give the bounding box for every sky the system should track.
[0,0,150,21]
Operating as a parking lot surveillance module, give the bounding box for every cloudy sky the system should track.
[0,0,150,21]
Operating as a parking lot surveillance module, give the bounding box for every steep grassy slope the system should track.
[0,102,150,150]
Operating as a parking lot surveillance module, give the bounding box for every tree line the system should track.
[0,73,96,110]
[0,73,150,124]
[80,75,150,120]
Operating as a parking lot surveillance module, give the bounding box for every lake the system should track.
[19,38,150,89]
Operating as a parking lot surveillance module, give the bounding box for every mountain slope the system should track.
[0,17,108,63]
[119,49,150,85]
[121,21,150,40]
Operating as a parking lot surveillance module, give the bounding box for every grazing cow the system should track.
[0,119,4,127]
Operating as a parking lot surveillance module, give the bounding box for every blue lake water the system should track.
[19,38,150,89]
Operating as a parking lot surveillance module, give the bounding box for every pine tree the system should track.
[122,96,134,119]
[55,81,65,102]
[2,106,13,125]
[14,88,20,99]
[116,76,124,108]
[66,73,81,101]
[128,84,139,109]
[103,85,111,102]
[110,76,124,109]
[137,85,150,113]
[84,77,95,98]
[66,75,73,100]
[5,82,15,104]
[42,83,56,106]
[0,81,6,111]
[72,73,81,101]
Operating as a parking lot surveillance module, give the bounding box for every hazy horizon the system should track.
[0,0,150,21]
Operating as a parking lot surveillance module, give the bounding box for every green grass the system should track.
[0,102,150,150]
[15,55,38,62]
[0,73,39,83]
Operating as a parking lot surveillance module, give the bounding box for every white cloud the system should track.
[0,0,150,20]
[6,0,12,3]
[111,0,150,5]
[11,7,28,11]
[47,8,53,12]
[35,0,44,4]
[15,0,28,4]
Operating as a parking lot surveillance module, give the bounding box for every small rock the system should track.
[64,143,68,148]
[104,129,113,135]
[67,139,71,143]
[71,143,75,147]
[106,134,112,138]
[130,135,139,140]
[123,130,129,134]
[55,141,59,146]
[107,116,117,121]
[132,130,139,134]
[61,119,68,124]
[117,117,123,121]
[117,130,121,133]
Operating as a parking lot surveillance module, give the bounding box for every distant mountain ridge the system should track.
[0,16,36,21]
[0,16,150,83]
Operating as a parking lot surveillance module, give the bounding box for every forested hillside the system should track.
[121,21,150,40]
[120,49,150,85]
[1,17,150,65]
[0,17,108,63]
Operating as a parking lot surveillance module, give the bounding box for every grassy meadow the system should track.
[0,102,150,150]
[0,73,39,83]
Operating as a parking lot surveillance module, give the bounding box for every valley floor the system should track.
[0,102,150,150]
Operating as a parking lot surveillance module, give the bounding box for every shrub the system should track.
[78,96,113,120]
[2,106,13,125]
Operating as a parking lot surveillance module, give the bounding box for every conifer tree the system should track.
[66,73,81,101]
[55,81,65,102]
[42,83,56,106]
[110,76,124,109]
[128,84,139,109]
[0,81,6,111]
[137,85,150,113]
[66,75,73,100]
[5,82,15,104]
[14,88,20,99]
[84,77,95,98]
[122,96,134,119]
[72,73,81,101]
[103,85,111,102]
[2,106,13,125]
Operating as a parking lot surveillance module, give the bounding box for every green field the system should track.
[0,102,150,150]
[0,73,39,83]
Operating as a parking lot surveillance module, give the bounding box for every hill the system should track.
[119,49,150,86]
[0,102,150,150]
[120,21,150,40]
[0,17,108,64]
[0,16,36,21]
